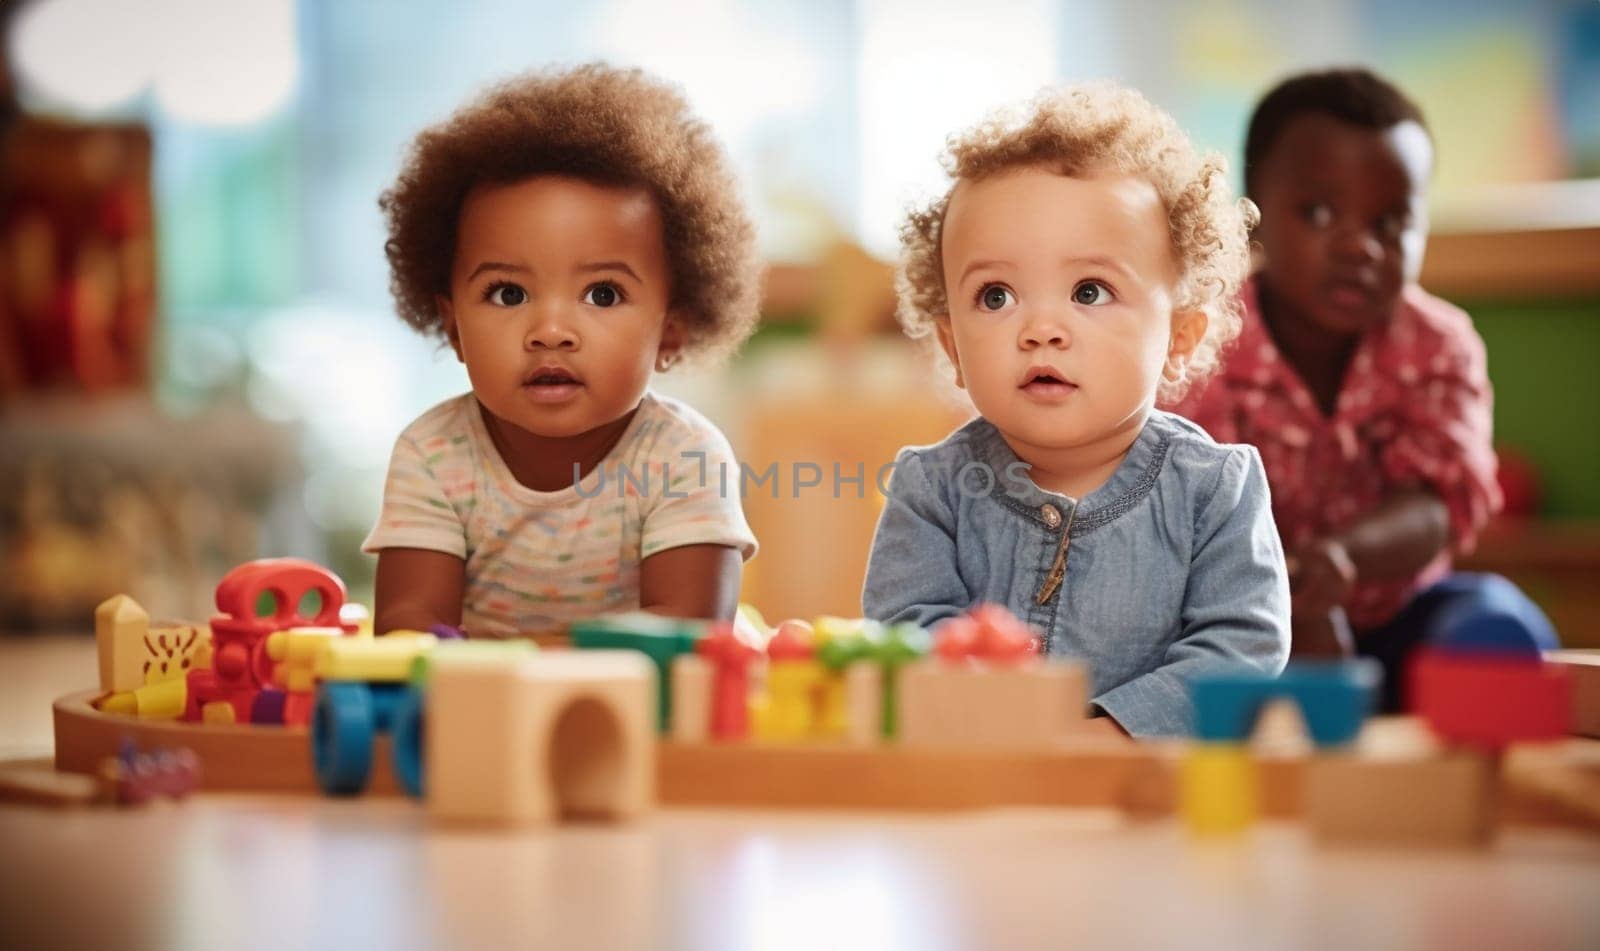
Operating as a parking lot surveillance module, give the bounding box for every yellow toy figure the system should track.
[753,619,821,741]
[94,594,208,720]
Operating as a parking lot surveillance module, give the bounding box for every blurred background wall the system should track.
[2,0,1596,641]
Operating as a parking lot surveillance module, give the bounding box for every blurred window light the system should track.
[10,0,160,112]
[590,0,825,147]
[855,0,1060,256]
[10,0,299,126]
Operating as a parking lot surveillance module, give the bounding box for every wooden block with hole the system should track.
[1545,650,1600,738]
[896,658,1088,749]
[426,649,656,825]
[1305,750,1496,847]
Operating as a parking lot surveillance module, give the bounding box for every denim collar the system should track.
[962,414,1171,536]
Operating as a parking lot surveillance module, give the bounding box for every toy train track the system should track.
[55,688,1304,812]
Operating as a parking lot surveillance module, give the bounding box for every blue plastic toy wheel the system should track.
[312,682,375,795]
[390,686,426,798]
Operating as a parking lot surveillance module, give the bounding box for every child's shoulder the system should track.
[394,392,478,446]
[624,390,737,458]
[1390,284,1488,367]
[893,416,996,471]
[1147,410,1265,498]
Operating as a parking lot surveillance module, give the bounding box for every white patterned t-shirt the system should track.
[362,391,757,637]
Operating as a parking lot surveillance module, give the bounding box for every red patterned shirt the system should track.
[1165,276,1501,628]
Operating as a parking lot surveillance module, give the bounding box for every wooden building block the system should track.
[669,655,712,744]
[427,650,656,825]
[896,658,1087,749]
[842,663,882,744]
[1544,650,1600,738]
[95,594,150,693]
[1305,750,1495,847]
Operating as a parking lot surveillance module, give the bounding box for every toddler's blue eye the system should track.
[583,283,623,307]
[485,283,527,307]
[1072,281,1111,306]
[977,284,1015,311]
[1303,203,1333,229]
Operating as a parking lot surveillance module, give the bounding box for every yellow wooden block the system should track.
[201,701,236,725]
[427,649,656,825]
[99,691,137,716]
[897,658,1089,749]
[143,622,206,686]
[755,661,823,742]
[266,627,343,665]
[123,677,189,720]
[95,594,149,693]
[315,635,436,683]
[1180,745,1257,836]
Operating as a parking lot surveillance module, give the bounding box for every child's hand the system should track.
[1287,537,1356,615]
[1290,605,1355,658]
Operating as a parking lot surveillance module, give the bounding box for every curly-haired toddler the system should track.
[864,83,1290,737]
[364,65,760,637]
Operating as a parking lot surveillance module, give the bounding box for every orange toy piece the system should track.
[696,622,761,741]
[934,603,1041,663]
[182,558,353,724]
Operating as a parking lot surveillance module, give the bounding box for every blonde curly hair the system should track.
[897,82,1257,401]
[381,64,761,364]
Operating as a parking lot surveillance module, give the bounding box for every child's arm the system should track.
[639,544,742,621]
[1093,447,1291,737]
[1291,488,1449,619]
[373,547,465,634]
[861,450,968,628]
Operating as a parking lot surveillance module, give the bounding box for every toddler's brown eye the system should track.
[1072,281,1110,306]
[487,284,527,306]
[584,283,622,307]
[979,285,1013,311]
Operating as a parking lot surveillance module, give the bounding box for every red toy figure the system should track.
[183,558,352,724]
[697,621,761,740]
[934,603,1041,664]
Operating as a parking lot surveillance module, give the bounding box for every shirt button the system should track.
[1040,504,1062,528]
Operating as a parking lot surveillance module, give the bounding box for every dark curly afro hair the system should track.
[380,63,762,363]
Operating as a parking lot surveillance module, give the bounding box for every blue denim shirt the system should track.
[862,410,1290,737]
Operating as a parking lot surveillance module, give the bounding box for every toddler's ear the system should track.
[437,295,465,363]
[934,318,965,389]
[655,312,687,372]
[1164,309,1208,381]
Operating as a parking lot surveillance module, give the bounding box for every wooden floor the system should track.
[4,634,1599,950]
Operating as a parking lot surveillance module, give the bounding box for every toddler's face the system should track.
[439,175,681,439]
[1251,114,1432,338]
[936,167,1199,462]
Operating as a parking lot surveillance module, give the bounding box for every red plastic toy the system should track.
[1409,649,1573,749]
[933,603,1041,663]
[697,621,762,740]
[182,558,354,723]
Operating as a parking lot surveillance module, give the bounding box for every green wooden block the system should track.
[570,613,704,732]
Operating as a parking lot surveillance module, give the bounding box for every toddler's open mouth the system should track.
[522,366,584,402]
[1019,366,1078,401]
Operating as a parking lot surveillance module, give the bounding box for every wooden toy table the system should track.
[5,636,1599,949]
